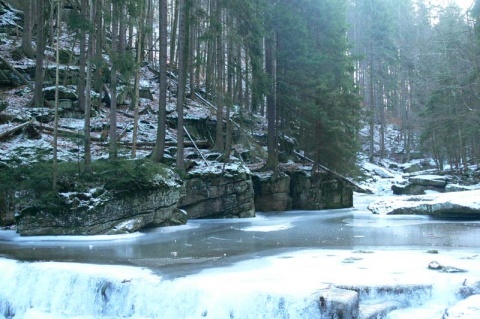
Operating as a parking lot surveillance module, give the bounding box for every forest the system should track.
[1,0,480,194]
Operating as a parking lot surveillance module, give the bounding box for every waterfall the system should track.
[0,258,321,319]
[2,248,478,319]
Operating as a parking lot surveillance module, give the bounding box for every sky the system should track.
[443,0,474,10]
[455,0,474,10]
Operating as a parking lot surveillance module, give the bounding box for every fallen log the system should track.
[0,121,32,140]
[293,150,372,194]
[33,123,105,142]
[0,55,33,90]
[97,140,211,148]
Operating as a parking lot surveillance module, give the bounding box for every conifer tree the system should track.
[176,0,187,172]
[32,0,46,108]
[152,0,168,163]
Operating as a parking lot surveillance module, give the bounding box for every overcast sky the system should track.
[446,0,473,10]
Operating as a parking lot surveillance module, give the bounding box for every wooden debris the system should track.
[0,121,32,140]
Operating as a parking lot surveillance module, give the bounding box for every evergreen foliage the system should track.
[272,0,361,174]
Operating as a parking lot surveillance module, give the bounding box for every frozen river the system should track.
[1,193,480,318]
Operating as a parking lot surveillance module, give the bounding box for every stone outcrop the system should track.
[409,175,447,187]
[392,174,448,195]
[178,162,255,219]
[369,190,480,218]
[250,169,353,212]
[289,170,353,210]
[251,172,291,211]
[318,286,359,319]
[15,169,186,236]
[391,183,429,195]
[333,283,432,318]
[443,295,480,318]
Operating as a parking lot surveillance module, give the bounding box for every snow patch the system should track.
[240,223,293,232]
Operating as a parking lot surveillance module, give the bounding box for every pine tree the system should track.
[152,0,169,162]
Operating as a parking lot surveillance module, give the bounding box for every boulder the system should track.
[368,190,480,219]
[178,162,255,219]
[408,175,447,188]
[445,184,478,193]
[391,183,426,195]
[43,86,78,101]
[443,295,480,318]
[318,287,359,319]
[458,279,480,298]
[403,163,423,173]
[359,300,403,319]
[374,167,395,178]
[251,171,291,211]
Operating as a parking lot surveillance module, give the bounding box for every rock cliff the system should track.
[15,164,186,236]
[178,162,255,219]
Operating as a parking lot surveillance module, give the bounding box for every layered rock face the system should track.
[252,172,291,211]
[15,172,186,236]
[289,170,353,210]
[251,170,353,212]
[178,162,255,219]
[14,161,353,235]
[392,174,448,195]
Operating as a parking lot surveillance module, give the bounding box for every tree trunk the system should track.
[32,0,45,108]
[109,1,119,159]
[170,0,179,68]
[21,0,34,58]
[78,1,86,113]
[131,1,146,158]
[84,0,95,174]
[214,0,224,152]
[152,0,168,162]
[224,11,234,163]
[119,2,126,55]
[52,0,62,191]
[176,0,187,172]
[93,0,103,92]
[265,31,277,171]
[368,55,375,163]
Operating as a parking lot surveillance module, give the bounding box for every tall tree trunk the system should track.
[131,0,145,158]
[94,0,103,92]
[265,31,277,171]
[213,0,224,152]
[84,0,95,174]
[152,0,168,162]
[119,2,126,55]
[109,1,119,159]
[368,56,375,163]
[48,0,55,47]
[188,2,196,102]
[170,0,179,68]
[52,0,62,191]
[32,0,45,108]
[147,0,154,62]
[21,0,34,58]
[224,11,234,163]
[78,1,86,113]
[176,0,187,172]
